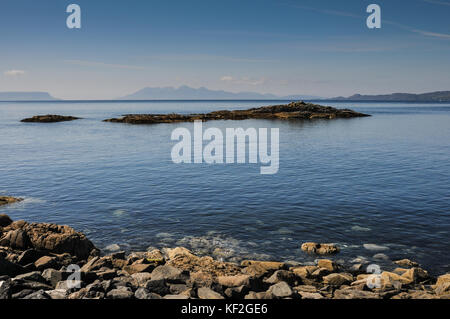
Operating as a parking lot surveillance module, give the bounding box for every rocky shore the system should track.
[20,115,81,123]
[103,101,370,124]
[1,213,448,300]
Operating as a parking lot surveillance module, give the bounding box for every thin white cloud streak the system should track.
[423,0,450,7]
[65,60,147,70]
[4,70,25,76]
[142,54,278,64]
[286,3,450,40]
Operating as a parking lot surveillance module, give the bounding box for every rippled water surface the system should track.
[1,101,449,274]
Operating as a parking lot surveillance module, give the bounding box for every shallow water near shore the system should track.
[0,101,449,275]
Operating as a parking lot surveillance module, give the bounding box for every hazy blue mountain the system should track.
[330,91,450,102]
[119,85,320,100]
[0,92,57,101]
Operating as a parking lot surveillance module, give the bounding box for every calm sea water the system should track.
[0,101,449,274]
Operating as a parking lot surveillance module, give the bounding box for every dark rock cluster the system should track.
[103,101,370,124]
[20,115,81,123]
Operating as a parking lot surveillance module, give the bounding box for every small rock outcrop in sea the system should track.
[0,215,449,300]
[20,115,81,123]
[103,101,370,124]
[301,242,340,255]
[0,197,23,207]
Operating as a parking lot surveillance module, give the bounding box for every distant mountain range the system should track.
[329,91,450,102]
[2,89,449,102]
[0,92,57,101]
[118,85,321,100]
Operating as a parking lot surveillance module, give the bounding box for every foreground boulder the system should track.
[0,215,97,260]
[20,115,81,123]
[103,102,370,124]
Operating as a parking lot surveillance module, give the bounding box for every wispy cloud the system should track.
[4,70,25,76]
[220,76,266,85]
[423,0,450,7]
[287,3,450,40]
[143,54,277,64]
[65,60,147,70]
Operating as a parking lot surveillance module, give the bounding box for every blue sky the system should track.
[1,0,449,99]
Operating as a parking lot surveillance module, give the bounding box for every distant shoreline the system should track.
[1,99,450,103]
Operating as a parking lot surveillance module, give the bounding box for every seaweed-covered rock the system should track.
[21,115,81,123]
[103,102,370,124]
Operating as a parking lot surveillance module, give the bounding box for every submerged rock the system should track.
[0,197,23,208]
[20,115,81,123]
[103,101,370,124]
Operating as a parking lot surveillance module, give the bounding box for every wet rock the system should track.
[0,198,23,208]
[21,115,81,123]
[373,253,390,261]
[197,287,224,299]
[394,259,419,268]
[363,244,389,252]
[267,281,293,298]
[0,214,14,226]
[323,273,353,286]
[301,243,340,255]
